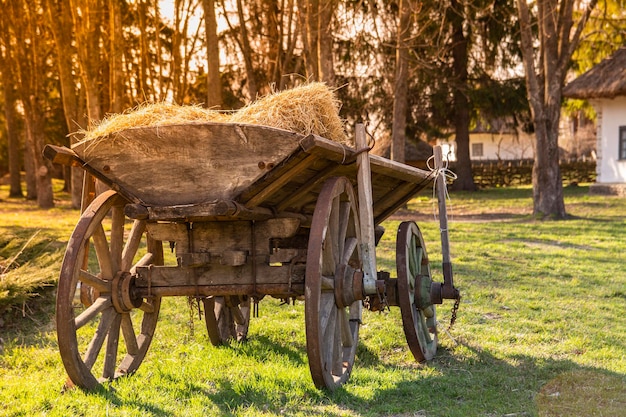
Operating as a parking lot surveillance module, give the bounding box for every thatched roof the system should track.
[563,47,626,99]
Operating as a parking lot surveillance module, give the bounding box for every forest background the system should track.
[0,0,625,215]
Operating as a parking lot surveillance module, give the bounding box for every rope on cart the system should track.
[426,154,457,223]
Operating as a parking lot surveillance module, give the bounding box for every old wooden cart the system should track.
[44,122,459,391]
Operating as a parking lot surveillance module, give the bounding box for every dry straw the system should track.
[81,82,349,145]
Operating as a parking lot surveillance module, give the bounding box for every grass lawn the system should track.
[0,184,624,416]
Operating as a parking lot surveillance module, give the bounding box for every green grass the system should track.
[1,184,625,416]
[0,183,77,319]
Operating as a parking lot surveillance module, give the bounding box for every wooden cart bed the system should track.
[69,122,436,225]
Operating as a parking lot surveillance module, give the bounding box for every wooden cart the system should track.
[44,122,459,391]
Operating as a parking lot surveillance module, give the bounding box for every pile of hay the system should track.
[82,83,349,145]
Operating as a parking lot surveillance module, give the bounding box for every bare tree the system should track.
[0,10,23,198]
[109,0,125,113]
[516,0,598,218]
[70,0,105,122]
[448,0,476,191]
[8,0,54,208]
[391,0,414,163]
[45,0,86,208]
[203,0,223,107]
[317,0,337,84]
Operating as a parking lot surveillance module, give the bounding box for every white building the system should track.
[564,47,626,196]
[437,119,535,162]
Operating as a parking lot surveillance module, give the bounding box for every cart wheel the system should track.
[56,190,163,390]
[305,177,362,390]
[396,221,437,362]
[203,295,250,345]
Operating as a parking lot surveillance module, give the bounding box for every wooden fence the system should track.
[451,160,597,188]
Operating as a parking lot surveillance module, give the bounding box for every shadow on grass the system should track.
[221,334,308,365]
[111,332,623,417]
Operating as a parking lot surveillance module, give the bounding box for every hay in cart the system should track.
[82,82,349,145]
[72,83,351,206]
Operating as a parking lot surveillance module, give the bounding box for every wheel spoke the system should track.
[322,198,340,277]
[74,296,113,329]
[337,201,351,261]
[109,205,126,274]
[121,313,139,356]
[331,308,343,376]
[229,305,245,325]
[78,270,110,293]
[103,312,122,379]
[121,220,146,272]
[342,237,358,266]
[92,225,113,280]
[319,292,335,333]
[322,304,337,374]
[340,308,353,348]
[130,253,154,275]
[83,307,116,370]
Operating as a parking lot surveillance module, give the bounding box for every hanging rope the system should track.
[426,154,457,223]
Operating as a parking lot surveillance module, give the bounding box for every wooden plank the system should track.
[299,134,357,164]
[43,144,82,167]
[243,153,319,208]
[274,162,343,212]
[236,149,312,203]
[355,124,377,295]
[134,262,306,288]
[434,145,453,287]
[369,154,435,184]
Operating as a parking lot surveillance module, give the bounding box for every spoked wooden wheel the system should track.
[305,177,362,390]
[203,295,250,345]
[56,190,163,390]
[396,221,437,362]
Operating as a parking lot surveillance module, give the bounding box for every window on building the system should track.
[472,143,484,158]
[619,126,626,160]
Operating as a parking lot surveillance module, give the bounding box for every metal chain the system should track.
[448,294,461,330]
[186,296,203,337]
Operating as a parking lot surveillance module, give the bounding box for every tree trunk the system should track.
[235,0,259,98]
[531,106,566,217]
[298,0,319,80]
[391,0,411,163]
[449,0,476,191]
[23,99,55,208]
[203,0,222,107]
[10,0,54,208]
[0,22,23,198]
[317,0,336,85]
[516,0,597,218]
[70,0,104,122]
[46,0,86,208]
[1,84,23,198]
[109,0,124,113]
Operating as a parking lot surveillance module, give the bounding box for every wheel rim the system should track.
[56,190,163,389]
[305,177,362,390]
[396,221,437,362]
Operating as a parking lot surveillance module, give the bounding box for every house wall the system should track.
[437,130,535,161]
[592,96,626,184]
